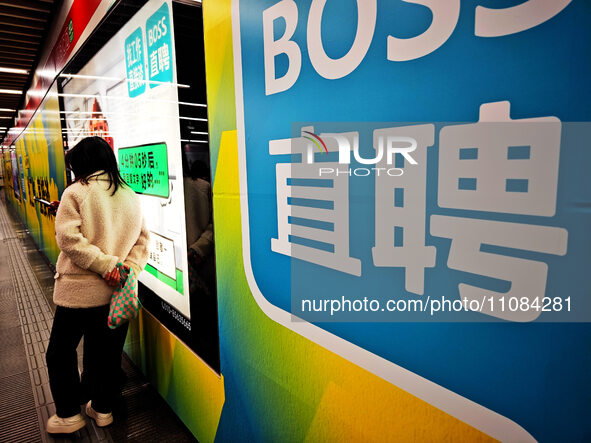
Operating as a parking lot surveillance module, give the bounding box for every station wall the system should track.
[189,1,590,441]
[2,1,590,442]
[2,87,67,264]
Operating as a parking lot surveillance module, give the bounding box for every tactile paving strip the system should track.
[0,199,197,443]
[0,208,114,443]
[0,204,43,442]
[1,202,112,442]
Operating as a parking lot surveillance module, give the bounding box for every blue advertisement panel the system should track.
[232,0,590,441]
[146,2,174,86]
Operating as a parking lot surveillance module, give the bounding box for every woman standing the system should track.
[45,136,149,434]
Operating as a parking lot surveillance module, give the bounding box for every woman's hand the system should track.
[48,200,60,215]
[104,267,120,287]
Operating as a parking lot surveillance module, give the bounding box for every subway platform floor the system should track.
[0,194,197,443]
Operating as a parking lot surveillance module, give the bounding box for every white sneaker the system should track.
[46,413,86,434]
[85,401,113,427]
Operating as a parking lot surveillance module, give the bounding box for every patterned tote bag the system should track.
[108,262,141,329]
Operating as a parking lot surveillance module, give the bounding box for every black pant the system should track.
[46,305,129,417]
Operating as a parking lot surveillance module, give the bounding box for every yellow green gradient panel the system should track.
[128,310,225,443]
[212,129,494,441]
[144,264,184,294]
[8,93,66,264]
[203,0,236,181]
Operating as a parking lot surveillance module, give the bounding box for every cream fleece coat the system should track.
[53,172,149,308]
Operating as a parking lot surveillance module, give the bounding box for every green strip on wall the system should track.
[145,264,184,295]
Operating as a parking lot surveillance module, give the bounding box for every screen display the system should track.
[118,142,170,198]
[62,0,192,319]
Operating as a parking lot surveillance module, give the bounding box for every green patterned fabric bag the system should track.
[108,262,141,329]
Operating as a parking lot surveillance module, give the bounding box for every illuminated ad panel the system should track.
[10,151,19,201]
[3,151,13,194]
[231,0,590,441]
[12,85,67,264]
[62,0,191,318]
[0,152,8,188]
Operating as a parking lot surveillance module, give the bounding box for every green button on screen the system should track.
[118,142,169,198]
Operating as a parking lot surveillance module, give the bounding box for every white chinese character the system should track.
[128,69,136,91]
[270,127,361,276]
[434,101,567,321]
[137,64,144,90]
[430,215,567,322]
[475,0,571,37]
[150,50,159,78]
[157,43,170,73]
[438,101,561,216]
[135,36,141,60]
[134,65,142,90]
[131,66,137,90]
[372,124,436,295]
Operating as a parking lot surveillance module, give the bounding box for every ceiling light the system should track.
[55,92,206,107]
[26,89,45,99]
[36,69,58,80]
[0,108,16,112]
[0,67,28,75]
[64,118,108,121]
[0,89,22,95]
[180,117,207,121]
[59,73,190,88]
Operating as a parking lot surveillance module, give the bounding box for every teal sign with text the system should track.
[124,27,146,98]
[146,3,173,86]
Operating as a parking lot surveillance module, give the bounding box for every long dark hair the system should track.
[65,136,127,195]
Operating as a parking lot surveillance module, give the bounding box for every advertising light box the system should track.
[11,85,67,264]
[62,0,192,319]
[230,0,591,440]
